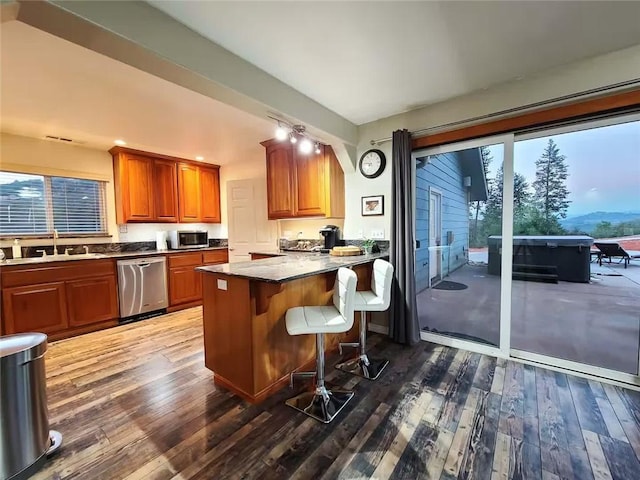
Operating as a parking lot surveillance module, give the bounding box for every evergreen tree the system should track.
[482,164,531,238]
[532,139,570,234]
[470,146,492,246]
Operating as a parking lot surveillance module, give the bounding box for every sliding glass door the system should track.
[413,114,640,384]
[510,115,640,379]
[414,136,510,356]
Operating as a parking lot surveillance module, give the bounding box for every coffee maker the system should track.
[319,225,340,253]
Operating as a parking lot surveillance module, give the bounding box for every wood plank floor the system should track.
[34,307,640,480]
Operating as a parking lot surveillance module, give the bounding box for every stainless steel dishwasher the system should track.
[117,257,168,320]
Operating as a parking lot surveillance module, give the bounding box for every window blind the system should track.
[0,171,107,236]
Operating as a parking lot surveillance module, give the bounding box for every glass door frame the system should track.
[412,123,640,387]
[412,133,515,360]
[509,112,640,386]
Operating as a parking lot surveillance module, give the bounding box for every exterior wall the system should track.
[415,152,469,293]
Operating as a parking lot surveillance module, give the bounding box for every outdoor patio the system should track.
[417,257,640,374]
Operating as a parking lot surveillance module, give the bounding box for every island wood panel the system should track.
[152,158,179,222]
[201,263,371,403]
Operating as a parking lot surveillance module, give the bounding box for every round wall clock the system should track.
[359,149,386,179]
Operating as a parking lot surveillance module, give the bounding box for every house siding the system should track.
[415,151,469,293]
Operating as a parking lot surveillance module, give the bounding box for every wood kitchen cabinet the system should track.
[1,259,118,339]
[153,159,179,222]
[261,140,344,219]
[167,250,228,308]
[199,166,221,223]
[66,276,119,327]
[3,282,68,335]
[111,147,220,224]
[177,163,201,222]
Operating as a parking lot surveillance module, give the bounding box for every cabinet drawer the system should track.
[2,259,116,288]
[168,252,203,268]
[202,250,228,264]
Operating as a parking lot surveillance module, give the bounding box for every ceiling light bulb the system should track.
[289,133,297,144]
[195,156,204,161]
[114,139,126,146]
[299,138,313,154]
[275,125,288,141]
[314,143,321,154]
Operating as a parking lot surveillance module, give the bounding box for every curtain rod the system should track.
[368,79,640,146]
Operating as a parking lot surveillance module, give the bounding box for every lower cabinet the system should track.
[169,267,203,306]
[66,276,119,327]
[1,259,118,339]
[3,282,68,335]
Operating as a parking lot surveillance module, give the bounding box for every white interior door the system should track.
[429,189,442,283]
[227,179,277,262]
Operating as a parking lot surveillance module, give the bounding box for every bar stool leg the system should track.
[336,311,390,380]
[285,333,354,423]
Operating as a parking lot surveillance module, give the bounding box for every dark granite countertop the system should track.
[1,246,228,267]
[197,251,388,283]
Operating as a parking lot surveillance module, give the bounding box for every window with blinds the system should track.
[0,171,107,236]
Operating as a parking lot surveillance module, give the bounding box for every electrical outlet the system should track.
[370,229,385,239]
[356,229,364,239]
[118,225,128,233]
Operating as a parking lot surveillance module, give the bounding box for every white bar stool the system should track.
[336,259,394,380]
[285,267,358,424]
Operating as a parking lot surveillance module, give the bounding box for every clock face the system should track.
[359,149,386,178]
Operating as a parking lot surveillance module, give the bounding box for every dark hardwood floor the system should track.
[35,307,640,480]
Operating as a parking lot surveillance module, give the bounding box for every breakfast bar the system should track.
[196,252,387,403]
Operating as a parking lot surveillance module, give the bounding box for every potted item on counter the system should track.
[362,239,376,255]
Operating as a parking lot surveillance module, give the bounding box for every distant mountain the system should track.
[561,211,640,232]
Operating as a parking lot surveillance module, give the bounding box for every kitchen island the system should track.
[196,252,388,403]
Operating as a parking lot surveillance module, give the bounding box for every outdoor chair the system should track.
[594,242,640,269]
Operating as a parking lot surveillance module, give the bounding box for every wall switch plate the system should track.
[357,229,364,239]
[370,229,385,239]
[118,225,128,233]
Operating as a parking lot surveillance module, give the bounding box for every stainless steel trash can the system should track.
[0,333,61,480]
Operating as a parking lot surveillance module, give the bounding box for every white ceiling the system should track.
[151,1,640,125]
[0,22,274,164]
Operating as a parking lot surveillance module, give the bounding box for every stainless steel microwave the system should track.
[168,230,208,249]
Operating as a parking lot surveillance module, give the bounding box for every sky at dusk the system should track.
[485,119,640,217]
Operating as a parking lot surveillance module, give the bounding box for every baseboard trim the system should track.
[368,323,389,335]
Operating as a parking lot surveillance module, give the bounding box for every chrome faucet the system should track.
[53,229,59,255]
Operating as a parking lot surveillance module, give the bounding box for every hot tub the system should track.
[487,235,594,283]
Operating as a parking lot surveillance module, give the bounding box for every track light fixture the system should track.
[268,115,325,155]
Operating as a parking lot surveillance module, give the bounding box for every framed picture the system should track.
[361,195,384,216]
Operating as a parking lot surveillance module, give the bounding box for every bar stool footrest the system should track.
[335,356,389,380]
[289,371,316,388]
[285,388,354,423]
[338,342,359,355]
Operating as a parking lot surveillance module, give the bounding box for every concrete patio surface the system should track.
[417,259,640,374]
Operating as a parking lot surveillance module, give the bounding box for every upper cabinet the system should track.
[261,140,344,219]
[110,147,221,224]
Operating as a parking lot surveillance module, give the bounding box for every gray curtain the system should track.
[389,129,420,345]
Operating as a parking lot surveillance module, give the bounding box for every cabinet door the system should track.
[178,163,200,222]
[124,154,155,221]
[3,282,68,334]
[294,147,326,217]
[66,276,119,327]
[154,159,179,222]
[169,267,202,306]
[265,144,295,219]
[200,166,221,223]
